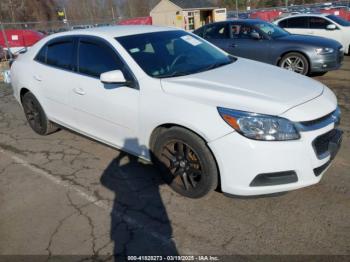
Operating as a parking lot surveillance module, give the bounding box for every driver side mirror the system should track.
[250,32,261,40]
[100,70,129,85]
[326,24,337,30]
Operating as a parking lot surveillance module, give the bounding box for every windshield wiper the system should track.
[157,71,190,79]
[194,59,234,74]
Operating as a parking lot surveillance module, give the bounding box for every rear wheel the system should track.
[153,127,218,198]
[279,52,309,75]
[22,92,59,135]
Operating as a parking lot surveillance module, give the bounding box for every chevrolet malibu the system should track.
[10,26,342,198]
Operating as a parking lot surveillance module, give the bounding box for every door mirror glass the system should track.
[250,32,261,40]
[100,70,127,84]
[326,24,337,30]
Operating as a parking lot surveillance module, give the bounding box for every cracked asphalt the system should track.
[0,57,349,258]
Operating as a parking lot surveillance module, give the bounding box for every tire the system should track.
[22,92,59,135]
[153,127,218,198]
[279,52,309,75]
[310,72,327,77]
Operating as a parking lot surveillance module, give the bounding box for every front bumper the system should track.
[208,120,342,196]
[310,49,344,73]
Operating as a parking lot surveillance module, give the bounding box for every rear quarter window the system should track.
[35,45,47,63]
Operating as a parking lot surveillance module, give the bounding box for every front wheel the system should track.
[153,127,218,199]
[279,52,309,75]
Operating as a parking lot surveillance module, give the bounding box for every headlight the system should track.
[218,107,300,141]
[315,47,334,55]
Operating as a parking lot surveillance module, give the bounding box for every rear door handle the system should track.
[33,75,42,82]
[231,43,237,48]
[73,87,86,95]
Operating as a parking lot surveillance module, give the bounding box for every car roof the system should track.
[277,13,329,20]
[50,25,179,38]
[204,19,268,26]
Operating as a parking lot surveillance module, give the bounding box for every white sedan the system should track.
[274,13,350,54]
[10,26,342,198]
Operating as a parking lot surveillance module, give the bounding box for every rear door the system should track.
[32,36,77,126]
[70,36,140,152]
[202,23,232,51]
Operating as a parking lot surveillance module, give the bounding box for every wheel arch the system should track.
[148,123,222,191]
[19,87,30,103]
[276,50,311,72]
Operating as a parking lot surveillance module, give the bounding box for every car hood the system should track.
[277,34,341,48]
[160,58,324,116]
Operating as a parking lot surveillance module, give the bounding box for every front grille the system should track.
[296,107,341,132]
[313,129,338,159]
[299,111,334,128]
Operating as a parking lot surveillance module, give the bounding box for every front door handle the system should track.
[231,43,237,48]
[73,87,86,95]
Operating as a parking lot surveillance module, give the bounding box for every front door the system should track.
[308,16,342,42]
[71,37,140,154]
[228,23,270,63]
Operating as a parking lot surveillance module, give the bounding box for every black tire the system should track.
[153,127,218,198]
[22,92,59,135]
[310,72,327,77]
[279,52,309,75]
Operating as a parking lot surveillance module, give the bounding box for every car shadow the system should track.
[100,138,178,259]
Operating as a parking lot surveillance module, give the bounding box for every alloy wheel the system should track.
[160,141,203,191]
[281,56,305,74]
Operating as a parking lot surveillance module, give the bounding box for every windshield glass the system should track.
[327,15,350,26]
[116,30,234,78]
[255,22,289,38]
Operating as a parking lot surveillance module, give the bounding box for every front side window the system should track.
[285,17,309,28]
[231,24,259,39]
[116,30,234,78]
[327,15,350,26]
[254,22,289,39]
[309,17,331,29]
[78,40,123,78]
[46,40,74,70]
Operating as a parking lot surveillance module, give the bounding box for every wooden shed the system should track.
[150,0,227,31]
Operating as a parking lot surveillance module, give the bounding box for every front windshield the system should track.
[327,15,350,26]
[116,30,234,78]
[255,22,289,39]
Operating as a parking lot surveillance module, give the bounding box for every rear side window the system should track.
[284,17,309,28]
[204,23,229,39]
[193,27,204,37]
[78,40,124,78]
[309,17,331,29]
[46,41,74,70]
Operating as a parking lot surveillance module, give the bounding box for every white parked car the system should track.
[10,26,342,198]
[274,14,350,54]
